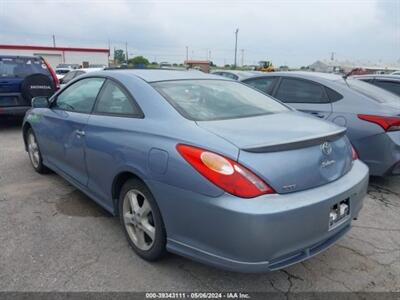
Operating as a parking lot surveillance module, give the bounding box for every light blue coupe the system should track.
[23,70,369,272]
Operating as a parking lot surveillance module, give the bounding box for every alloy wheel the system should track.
[28,132,40,168]
[122,189,156,251]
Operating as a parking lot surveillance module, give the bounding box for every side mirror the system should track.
[31,96,49,108]
[59,78,64,84]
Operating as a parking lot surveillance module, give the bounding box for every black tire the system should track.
[119,178,166,261]
[26,128,49,174]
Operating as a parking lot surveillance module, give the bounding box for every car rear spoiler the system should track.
[241,128,347,153]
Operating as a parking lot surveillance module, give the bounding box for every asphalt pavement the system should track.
[0,119,399,293]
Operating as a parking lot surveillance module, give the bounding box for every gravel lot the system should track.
[0,119,399,293]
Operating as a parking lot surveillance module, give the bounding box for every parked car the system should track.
[0,55,59,116]
[22,70,368,272]
[351,74,400,97]
[55,67,73,80]
[235,71,400,176]
[59,68,103,88]
[391,71,400,76]
[211,70,263,81]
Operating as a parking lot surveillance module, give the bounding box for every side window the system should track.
[94,80,141,116]
[373,81,400,96]
[220,72,238,80]
[54,78,105,113]
[61,71,77,83]
[275,78,329,103]
[244,77,276,94]
[227,73,239,80]
[360,79,373,83]
[73,71,85,78]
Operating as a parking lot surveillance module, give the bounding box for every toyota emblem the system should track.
[321,142,332,155]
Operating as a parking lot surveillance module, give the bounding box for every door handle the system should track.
[310,112,325,118]
[76,129,85,137]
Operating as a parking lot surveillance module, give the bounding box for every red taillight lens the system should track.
[351,145,359,160]
[358,114,400,132]
[42,58,60,90]
[176,144,275,198]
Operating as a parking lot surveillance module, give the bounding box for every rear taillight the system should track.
[358,114,400,132]
[351,145,359,160]
[176,144,275,198]
[42,58,60,90]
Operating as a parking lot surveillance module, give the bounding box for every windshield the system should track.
[346,78,400,105]
[0,57,50,78]
[152,80,289,121]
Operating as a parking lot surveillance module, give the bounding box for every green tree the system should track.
[114,49,125,64]
[128,56,150,66]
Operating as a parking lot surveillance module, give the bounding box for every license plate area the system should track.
[329,198,350,230]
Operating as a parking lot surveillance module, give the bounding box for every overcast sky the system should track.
[0,0,399,67]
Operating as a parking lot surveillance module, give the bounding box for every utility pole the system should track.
[234,28,239,69]
[241,49,244,67]
[208,49,212,61]
[330,52,335,61]
[52,34,56,47]
[185,46,189,62]
[125,42,129,63]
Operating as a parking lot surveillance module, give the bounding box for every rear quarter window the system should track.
[325,87,343,102]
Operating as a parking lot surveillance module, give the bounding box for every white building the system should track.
[0,44,110,68]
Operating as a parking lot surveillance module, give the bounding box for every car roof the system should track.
[351,74,400,82]
[238,71,347,85]
[74,67,104,73]
[211,70,264,80]
[101,69,227,82]
[0,55,42,60]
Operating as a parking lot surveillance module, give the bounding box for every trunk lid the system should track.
[197,111,353,193]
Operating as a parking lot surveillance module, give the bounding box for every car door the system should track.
[272,77,332,119]
[84,79,144,208]
[38,77,105,186]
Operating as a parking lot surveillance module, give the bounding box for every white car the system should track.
[55,67,73,80]
[59,68,104,88]
[391,71,400,76]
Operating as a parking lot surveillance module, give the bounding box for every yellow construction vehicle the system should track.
[256,61,275,72]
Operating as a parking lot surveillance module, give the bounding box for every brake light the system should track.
[176,144,275,198]
[42,58,60,90]
[358,114,400,132]
[351,145,359,160]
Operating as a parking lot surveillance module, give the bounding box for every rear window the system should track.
[152,80,289,121]
[346,79,400,105]
[0,57,50,78]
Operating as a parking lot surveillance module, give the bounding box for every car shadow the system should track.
[0,117,23,131]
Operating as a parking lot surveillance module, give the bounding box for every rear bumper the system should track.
[0,106,30,116]
[149,160,369,272]
[356,131,400,176]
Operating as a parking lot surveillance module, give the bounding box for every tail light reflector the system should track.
[42,58,60,90]
[176,144,275,198]
[358,114,400,132]
[351,145,359,160]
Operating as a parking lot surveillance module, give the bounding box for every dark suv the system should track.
[0,55,59,116]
